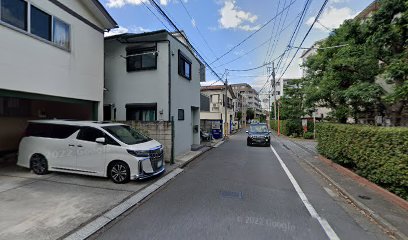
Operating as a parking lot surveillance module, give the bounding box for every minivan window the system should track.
[102,125,151,145]
[77,127,104,142]
[26,123,79,139]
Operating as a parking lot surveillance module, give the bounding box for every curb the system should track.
[63,168,184,240]
[282,138,408,240]
[178,141,224,168]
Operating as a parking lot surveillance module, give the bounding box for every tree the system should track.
[246,109,255,121]
[237,111,242,121]
[366,0,408,125]
[280,78,305,120]
[303,0,407,125]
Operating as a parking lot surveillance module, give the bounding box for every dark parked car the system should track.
[246,123,271,146]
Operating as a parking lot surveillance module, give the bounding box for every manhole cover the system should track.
[220,190,243,199]
[358,195,371,200]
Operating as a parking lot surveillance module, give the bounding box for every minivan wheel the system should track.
[30,154,49,175]
[109,161,130,184]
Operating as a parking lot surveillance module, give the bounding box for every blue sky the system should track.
[101,0,374,91]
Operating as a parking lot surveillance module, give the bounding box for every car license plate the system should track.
[157,161,162,168]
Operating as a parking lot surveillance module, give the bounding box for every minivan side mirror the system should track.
[269,131,272,134]
[96,137,106,144]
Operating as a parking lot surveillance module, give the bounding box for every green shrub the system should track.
[303,132,314,139]
[317,123,408,200]
[270,120,287,135]
[286,119,303,136]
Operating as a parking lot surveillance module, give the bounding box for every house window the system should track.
[0,0,27,30]
[53,18,70,50]
[178,109,184,121]
[30,5,51,41]
[126,47,157,72]
[178,50,192,80]
[0,0,71,50]
[126,103,157,121]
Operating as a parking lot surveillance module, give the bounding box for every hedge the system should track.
[317,123,408,200]
[270,120,287,135]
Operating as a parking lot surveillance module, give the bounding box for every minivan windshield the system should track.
[249,125,269,133]
[102,125,151,145]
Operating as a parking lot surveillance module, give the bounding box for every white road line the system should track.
[270,145,340,240]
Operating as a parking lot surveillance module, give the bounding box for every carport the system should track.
[0,90,98,156]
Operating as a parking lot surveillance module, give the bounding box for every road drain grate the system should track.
[283,144,291,150]
[358,195,372,200]
[220,190,243,199]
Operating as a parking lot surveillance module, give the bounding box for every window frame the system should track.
[30,4,52,41]
[125,103,157,122]
[178,50,192,80]
[126,46,158,72]
[178,109,185,121]
[0,0,71,51]
[0,0,27,31]
[52,16,71,50]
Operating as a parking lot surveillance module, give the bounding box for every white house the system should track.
[104,30,203,157]
[0,0,117,154]
[200,85,235,137]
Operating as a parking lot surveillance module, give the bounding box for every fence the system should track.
[118,121,173,163]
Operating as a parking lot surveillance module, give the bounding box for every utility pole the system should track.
[224,70,229,138]
[272,62,277,120]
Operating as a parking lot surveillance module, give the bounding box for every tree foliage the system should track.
[303,0,407,125]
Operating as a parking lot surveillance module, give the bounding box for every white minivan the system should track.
[17,120,165,184]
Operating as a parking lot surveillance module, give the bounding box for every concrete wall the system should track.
[104,40,170,121]
[119,121,173,163]
[0,0,105,120]
[168,35,201,154]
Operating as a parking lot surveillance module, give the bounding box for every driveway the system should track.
[0,155,165,240]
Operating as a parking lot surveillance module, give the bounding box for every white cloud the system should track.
[307,6,355,32]
[131,26,152,32]
[104,26,129,37]
[106,0,171,8]
[329,0,349,3]
[219,0,260,31]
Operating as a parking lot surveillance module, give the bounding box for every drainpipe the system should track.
[165,40,175,164]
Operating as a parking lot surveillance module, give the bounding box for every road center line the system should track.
[270,145,340,240]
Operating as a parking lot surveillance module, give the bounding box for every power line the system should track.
[290,44,348,50]
[141,1,171,31]
[277,0,329,82]
[177,0,218,59]
[214,12,301,69]
[275,0,312,74]
[264,0,282,63]
[147,0,224,83]
[210,0,298,65]
[266,0,294,64]
[316,19,333,32]
[227,48,289,72]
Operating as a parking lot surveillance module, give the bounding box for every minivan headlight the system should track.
[127,149,149,158]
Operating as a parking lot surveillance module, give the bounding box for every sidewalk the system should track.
[175,138,224,167]
[271,132,408,240]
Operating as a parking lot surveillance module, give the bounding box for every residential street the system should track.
[92,131,389,240]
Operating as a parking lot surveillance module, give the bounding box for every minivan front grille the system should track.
[149,148,164,171]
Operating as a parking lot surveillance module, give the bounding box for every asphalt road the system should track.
[93,131,389,240]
